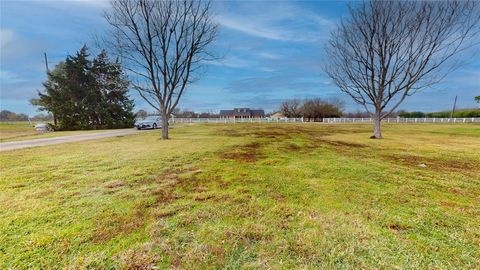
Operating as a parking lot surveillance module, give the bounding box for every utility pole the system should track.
[43,52,56,125]
[44,52,49,72]
[450,95,457,118]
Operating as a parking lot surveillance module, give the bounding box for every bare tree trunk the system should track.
[372,111,382,139]
[161,112,169,140]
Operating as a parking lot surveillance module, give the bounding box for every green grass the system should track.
[0,121,127,142]
[1,123,479,269]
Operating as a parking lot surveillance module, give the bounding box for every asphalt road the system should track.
[0,129,149,152]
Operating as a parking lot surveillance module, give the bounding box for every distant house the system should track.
[220,108,265,119]
[269,112,285,119]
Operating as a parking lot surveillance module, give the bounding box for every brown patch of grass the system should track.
[220,142,263,163]
[253,129,291,139]
[9,183,27,189]
[93,206,146,243]
[386,223,411,231]
[190,186,208,193]
[216,128,245,137]
[154,205,192,219]
[105,180,125,189]
[33,189,55,198]
[117,244,158,270]
[450,187,466,195]
[320,139,366,148]
[225,223,272,244]
[283,143,301,151]
[384,154,479,173]
[193,193,216,202]
[151,188,182,204]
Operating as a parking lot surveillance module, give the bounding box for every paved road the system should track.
[0,129,149,152]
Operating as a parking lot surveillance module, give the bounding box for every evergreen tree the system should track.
[91,50,134,129]
[32,46,134,130]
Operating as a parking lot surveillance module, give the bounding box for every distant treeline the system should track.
[280,98,344,121]
[0,110,54,121]
[398,109,480,118]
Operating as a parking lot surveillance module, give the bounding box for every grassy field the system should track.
[1,123,479,269]
[0,121,125,142]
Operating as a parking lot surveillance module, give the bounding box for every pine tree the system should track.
[91,50,134,129]
[32,46,134,130]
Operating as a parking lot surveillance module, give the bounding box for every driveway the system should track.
[0,129,150,152]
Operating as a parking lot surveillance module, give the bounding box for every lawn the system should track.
[0,123,479,269]
[0,121,127,142]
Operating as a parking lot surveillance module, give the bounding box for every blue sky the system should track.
[1,0,479,115]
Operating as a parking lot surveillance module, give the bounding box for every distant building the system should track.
[269,112,286,119]
[219,108,265,119]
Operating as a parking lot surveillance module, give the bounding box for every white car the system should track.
[34,123,53,132]
[135,116,161,130]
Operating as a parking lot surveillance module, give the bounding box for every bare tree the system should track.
[302,98,344,122]
[280,99,303,118]
[325,1,480,138]
[104,0,217,139]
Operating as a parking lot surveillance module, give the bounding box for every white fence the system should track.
[324,117,480,123]
[170,117,480,124]
[171,117,304,123]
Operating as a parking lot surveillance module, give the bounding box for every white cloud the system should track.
[0,70,26,84]
[257,52,281,60]
[0,29,17,49]
[215,2,334,43]
[208,55,253,69]
[73,0,110,8]
[217,15,292,41]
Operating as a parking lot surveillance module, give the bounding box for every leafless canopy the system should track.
[104,0,217,138]
[280,99,303,118]
[280,98,344,121]
[325,0,480,137]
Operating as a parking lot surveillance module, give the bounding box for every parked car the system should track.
[34,123,53,133]
[135,116,161,130]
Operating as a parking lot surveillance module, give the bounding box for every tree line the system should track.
[0,110,29,121]
[280,98,344,121]
[399,109,480,118]
[32,46,135,130]
[0,110,54,122]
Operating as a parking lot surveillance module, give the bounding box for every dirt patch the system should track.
[220,142,263,163]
